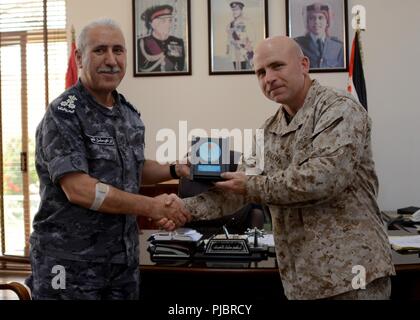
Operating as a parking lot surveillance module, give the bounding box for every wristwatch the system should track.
[169,164,180,179]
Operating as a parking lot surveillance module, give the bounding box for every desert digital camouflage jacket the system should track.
[184,80,395,299]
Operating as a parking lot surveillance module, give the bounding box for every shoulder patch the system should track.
[57,95,78,114]
[315,86,364,122]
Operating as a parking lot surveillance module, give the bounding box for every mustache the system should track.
[97,67,121,74]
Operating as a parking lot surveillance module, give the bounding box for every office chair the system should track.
[178,151,269,235]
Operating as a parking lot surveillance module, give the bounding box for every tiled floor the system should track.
[0,273,30,300]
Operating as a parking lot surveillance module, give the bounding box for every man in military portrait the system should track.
[294,2,344,69]
[226,1,256,71]
[137,4,186,73]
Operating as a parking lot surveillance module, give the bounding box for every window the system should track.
[0,0,67,257]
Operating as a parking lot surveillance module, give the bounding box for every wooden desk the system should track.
[139,229,420,301]
[388,229,420,299]
[139,230,283,303]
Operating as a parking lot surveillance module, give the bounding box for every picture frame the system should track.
[286,0,349,73]
[208,0,268,75]
[132,0,191,77]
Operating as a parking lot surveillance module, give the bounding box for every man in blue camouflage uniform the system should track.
[25,19,191,300]
[294,3,344,69]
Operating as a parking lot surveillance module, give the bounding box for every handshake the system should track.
[145,163,248,231]
[151,193,192,231]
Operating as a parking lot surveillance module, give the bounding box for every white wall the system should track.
[66,0,420,210]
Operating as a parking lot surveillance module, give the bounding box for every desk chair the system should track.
[0,282,31,300]
[179,151,269,235]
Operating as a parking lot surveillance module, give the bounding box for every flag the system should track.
[65,27,78,89]
[347,30,368,110]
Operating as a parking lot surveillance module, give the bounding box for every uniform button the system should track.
[117,136,126,145]
[71,156,82,168]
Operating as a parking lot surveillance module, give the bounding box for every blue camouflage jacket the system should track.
[30,80,145,265]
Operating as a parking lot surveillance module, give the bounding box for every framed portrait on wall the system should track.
[286,0,349,73]
[132,0,191,76]
[208,0,268,75]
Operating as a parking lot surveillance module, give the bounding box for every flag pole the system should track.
[71,25,75,43]
[355,11,364,65]
[65,25,78,89]
[348,6,368,110]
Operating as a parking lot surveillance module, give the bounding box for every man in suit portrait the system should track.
[294,2,344,69]
[137,4,185,72]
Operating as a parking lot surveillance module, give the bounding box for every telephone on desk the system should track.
[383,207,420,232]
[397,206,420,221]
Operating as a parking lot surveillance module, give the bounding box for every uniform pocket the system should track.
[85,142,120,183]
[131,144,145,188]
[132,143,145,163]
[86,143,118,162]
[311,116,343,140]
[294,144,313,166]
[128,125,145,146]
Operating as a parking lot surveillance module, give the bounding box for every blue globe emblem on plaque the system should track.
[199,142,221,163]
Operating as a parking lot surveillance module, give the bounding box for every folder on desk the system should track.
[148,243,192,258]
[147,228,203,259]
[389,235,420,251]
[149,228,203,242]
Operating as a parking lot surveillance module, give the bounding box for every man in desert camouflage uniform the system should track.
[26,19,191,300]
[182,36,395,299]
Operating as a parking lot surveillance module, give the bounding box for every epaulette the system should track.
[119,93,140,116]
[51,88,82,115]
[316,87,362,119]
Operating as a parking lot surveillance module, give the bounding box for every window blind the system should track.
[0,0,67,256]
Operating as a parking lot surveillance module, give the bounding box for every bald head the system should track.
[253,36,312,113]
[255,36,304,62]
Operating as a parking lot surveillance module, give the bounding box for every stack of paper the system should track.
[389,235,420,251]
[151,228,202,242]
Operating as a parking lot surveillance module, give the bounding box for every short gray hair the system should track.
[77,18,124,53]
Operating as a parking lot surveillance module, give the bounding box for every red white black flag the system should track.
[65,27,78,89]
[347,30,368,110]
